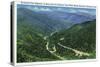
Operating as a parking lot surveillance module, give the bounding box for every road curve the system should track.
[46,41,65,60]
[57,43,91,57]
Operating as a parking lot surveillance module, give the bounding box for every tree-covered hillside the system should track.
[17,5,96,63]
[17,19,96,62]
[50,19,96,59]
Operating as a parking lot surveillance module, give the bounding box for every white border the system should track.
[12,1,97,66]
[13,1,17,66]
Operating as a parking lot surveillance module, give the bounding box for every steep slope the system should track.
[50,19,96,59]
[38,11,95,24]
[26,6,96,24]
[17,7,96,62]
[17,8,73,35]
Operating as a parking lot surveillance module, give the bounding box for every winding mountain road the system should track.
[57,43,90,57]
[46,41,65,60]
[37,31,91,59]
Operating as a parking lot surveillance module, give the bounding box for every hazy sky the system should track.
[17,4,96,16]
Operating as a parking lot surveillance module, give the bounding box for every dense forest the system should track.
[17,6,96,63]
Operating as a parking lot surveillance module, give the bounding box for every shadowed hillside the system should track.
[17,19,96,62]
[17,6,96,62]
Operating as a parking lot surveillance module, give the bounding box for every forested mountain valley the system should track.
[17,6,96,63]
